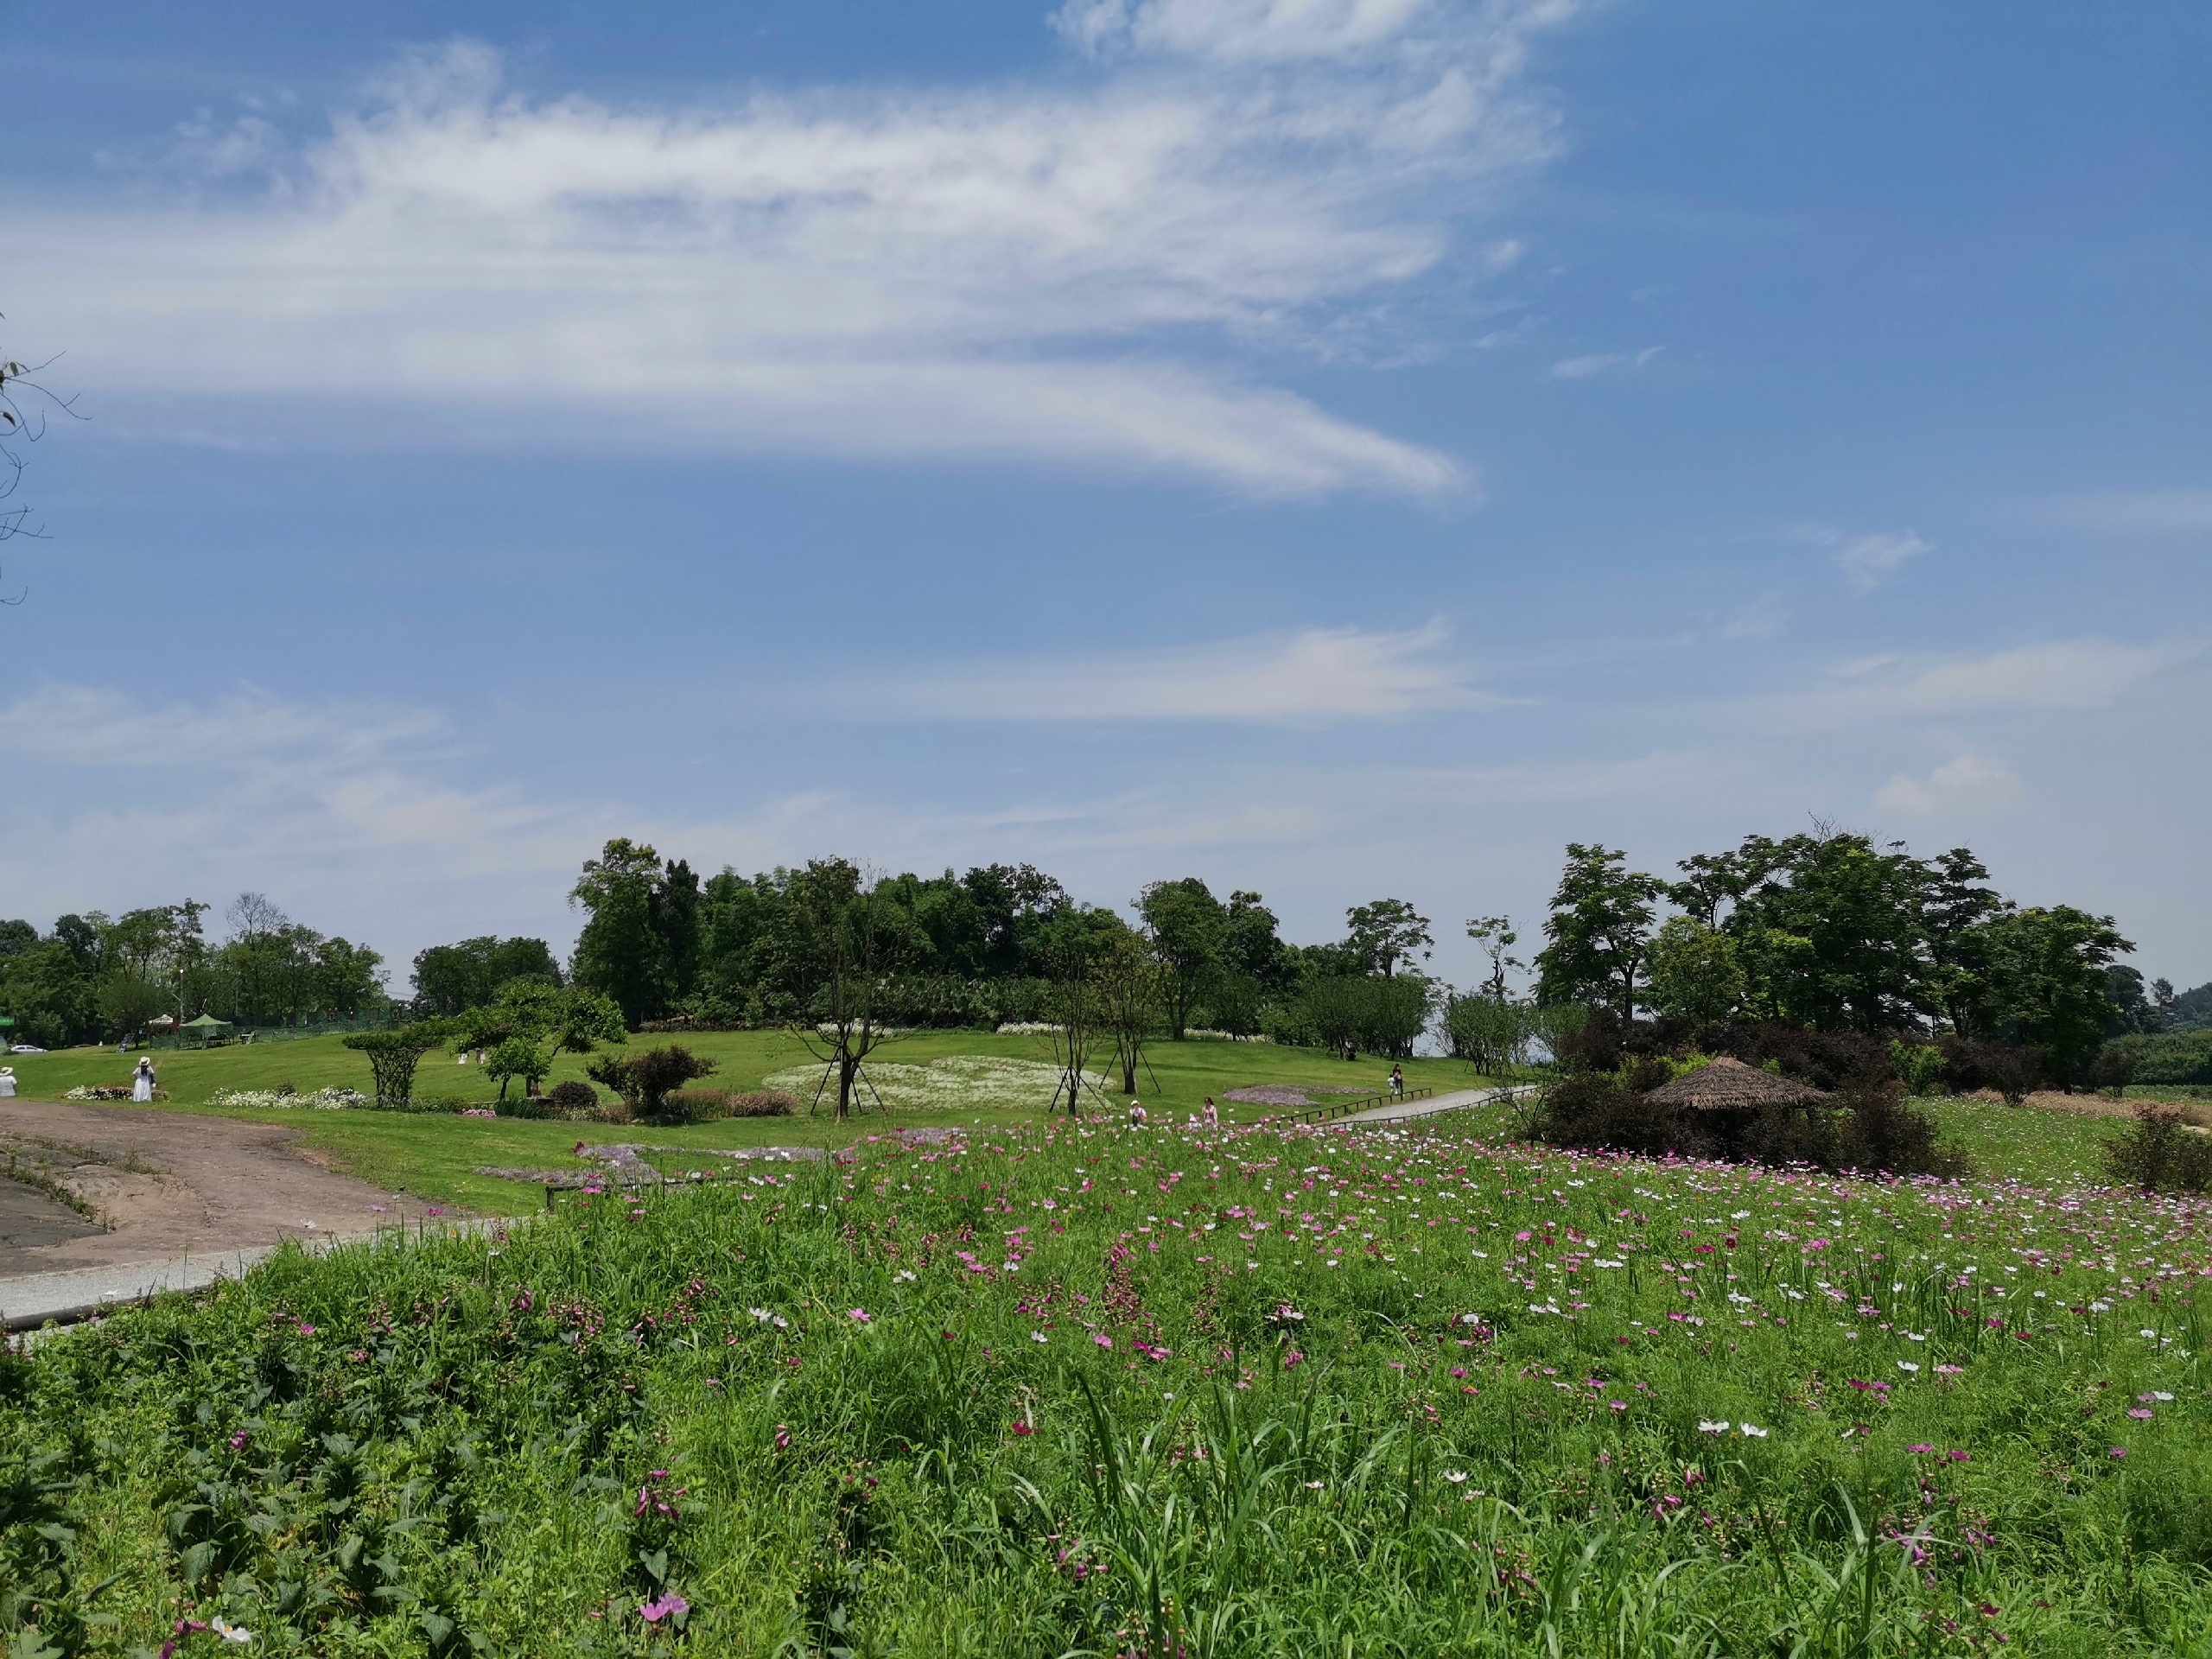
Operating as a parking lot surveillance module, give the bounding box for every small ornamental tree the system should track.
[588,1044,715,1120]
[485,1035,552,1101]
[342,1025,448,1106]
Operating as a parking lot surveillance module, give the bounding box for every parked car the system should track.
[9,1043,47,1054]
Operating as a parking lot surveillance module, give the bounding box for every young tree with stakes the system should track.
[783,860,910,1122]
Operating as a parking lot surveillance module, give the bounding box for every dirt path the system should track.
[0,1097,453,1279]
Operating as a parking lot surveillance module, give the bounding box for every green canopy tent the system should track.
[181,1012,234,1048]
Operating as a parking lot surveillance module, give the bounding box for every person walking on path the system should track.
[1388,1064,1404,1099]
[131,1057,157,1103]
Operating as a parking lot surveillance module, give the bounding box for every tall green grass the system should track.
[6,1117,2208,1655]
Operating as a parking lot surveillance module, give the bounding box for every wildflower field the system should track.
[6,1115,2209,1656]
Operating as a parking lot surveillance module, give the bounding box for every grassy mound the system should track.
[6,1119,2209,1655]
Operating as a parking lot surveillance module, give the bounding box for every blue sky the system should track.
[1,0,2206,990]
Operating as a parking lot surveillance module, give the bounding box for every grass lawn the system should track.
[0,1030,2149,1213]
[3,1032,1498,1214]
[4,1109,2207,1656]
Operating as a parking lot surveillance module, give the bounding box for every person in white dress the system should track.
[0,1065,15,1099]
[132,1058,156,1102]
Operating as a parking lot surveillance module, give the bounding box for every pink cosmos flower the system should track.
[639,1591,689,1623]
[848,1307,872,1323]
[2109,1447,2128,1459]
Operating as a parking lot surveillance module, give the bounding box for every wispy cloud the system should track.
[1550,353,1624,378]
[1804,526,1932,590]
[886,621,1501,721]
[1776,639,2191,728]
[1873,752,2022,817]
[12,3,1581,496]
[1400,750,1740,805]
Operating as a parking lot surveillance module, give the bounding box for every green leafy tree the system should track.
[411,936,561,1016]
[1465,916,1522,1001]
[1092,932,1163,1095]
[1645,917,1745,1024]
[1974,906,2133,1083]
[342,1025,448,1106]
[96,976,169,1040]
[778,859,912,1120]
[570,838,671,1027]
[1136,878,1227,1040]
[1222,890,1296,990]
[1535,844,1662,1014]
[588,1044,716,1119]
[484,1035,553,1102]
[1920,848,2007,1034]
[0,938,95,1047]
[1697,832,1935,1032]
[1443,990,1532,1076]
[1344,899,1433,977]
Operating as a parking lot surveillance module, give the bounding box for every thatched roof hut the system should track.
[1644,1056,1830,1112]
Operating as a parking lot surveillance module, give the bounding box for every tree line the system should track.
[1519,830,2163,1084]
[5,828,2194,1088]
[548,841,1449,1060]
[0,893,385,1048]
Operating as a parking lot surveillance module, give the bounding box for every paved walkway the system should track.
[0,1097,453,1330]
[1336,1084,1530,1127]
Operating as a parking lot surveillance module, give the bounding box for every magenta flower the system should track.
[2109,1446,2128,1459]
[848,1307,872,1323]
[1907,1443,1934,1454]
[639,1591,690,1623]
[2128,1408,2153,1420]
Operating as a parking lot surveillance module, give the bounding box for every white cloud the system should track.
[1058,0,1448,61]
[2044,491,2212,535]
[1821,528,1932,590]
[887,620,1500,721]
[1720,593,1789,641]
[1779,639,2190,728]
[10,6,1580,495]
[1400,750,1739,805]
[1873,752,2022,817]
[1550,353,1623,378]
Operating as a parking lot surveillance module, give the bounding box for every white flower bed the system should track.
[995,1021,1064,1035]
[207,1087,368,1110]
[762,1054,1102,1113]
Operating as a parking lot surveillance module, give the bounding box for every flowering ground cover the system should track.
[760,1056,1108,1115]
[5,1116,2208,1656]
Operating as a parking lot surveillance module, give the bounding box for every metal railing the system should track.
[1267,1085,1433,1127]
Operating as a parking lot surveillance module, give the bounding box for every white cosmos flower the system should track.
[1740,1423,1770,1438]
[1443,1470,1468,1483]
[1698,1421,1729,1435]
[1897,1361,1921,1373]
